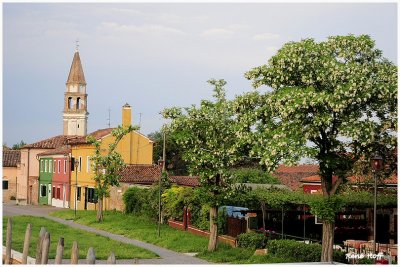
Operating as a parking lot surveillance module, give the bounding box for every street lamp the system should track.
[74,159,80,219]
[157,158,164,237]
[370,153,383,255]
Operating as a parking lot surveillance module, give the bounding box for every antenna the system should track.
[138,113,142,132]
[107,108,111,128]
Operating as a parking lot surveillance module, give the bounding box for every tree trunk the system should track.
[261,201,266,231]
[321,220,334,262]
[207,206,218,252]
[97,197,103,222]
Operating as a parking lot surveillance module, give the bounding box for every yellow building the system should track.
[69,104,154,211]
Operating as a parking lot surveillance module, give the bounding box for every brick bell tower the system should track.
[63,46,88,136]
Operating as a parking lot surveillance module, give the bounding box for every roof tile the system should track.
[3,150,21,167]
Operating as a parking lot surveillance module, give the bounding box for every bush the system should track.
[162,186,193,220]
[237,232,265,249]
[267,239,320,262]
[123,186,147,214]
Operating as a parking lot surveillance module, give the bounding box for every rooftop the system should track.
[3,150,21,167]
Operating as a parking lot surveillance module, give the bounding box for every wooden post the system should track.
[55,237,64,264]
[5,218,12,264]
[71,241,79,264]
[41,232,51,264]
[22,223,32,264]
[86,247,95,264]
[107,252,116,264]
[134,258,139,264]
[35,227,47,264]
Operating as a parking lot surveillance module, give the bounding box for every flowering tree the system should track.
[87,125,135,222]
[162,79,241,251]
[238,35,397,261]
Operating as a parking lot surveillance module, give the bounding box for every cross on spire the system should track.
[75,39,79,51]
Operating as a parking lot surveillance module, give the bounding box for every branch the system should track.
[329,176,343,195]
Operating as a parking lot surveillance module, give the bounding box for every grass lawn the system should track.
[2,216,158,260]
[50,210,209,253]
[50,210,290,263]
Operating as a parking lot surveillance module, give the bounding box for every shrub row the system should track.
[267,239,346,263]
[237,232,265,249]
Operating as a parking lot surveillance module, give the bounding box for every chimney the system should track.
[122,103,132,127]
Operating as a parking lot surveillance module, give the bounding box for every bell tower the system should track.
[63,47,88,136]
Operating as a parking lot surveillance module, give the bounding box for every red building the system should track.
[37,147,71,208]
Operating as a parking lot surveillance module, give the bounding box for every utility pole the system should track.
[107,108,111,128]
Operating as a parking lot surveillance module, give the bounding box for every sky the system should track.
[2,2,398,146]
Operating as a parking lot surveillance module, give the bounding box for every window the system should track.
[53,160,56,173]
[58,161,61,173]
[40,185,47,197]
[3,180,9,190]
[68,97,72,109]
[40,160,43,172]
[77,187,81,201]
[57,187,61,199]
[79,157,82,172]
[87,188,98,203]
[49,160,52,173]
[52,186,56,198]
[45,160,48,173]
[64,160,67,174]
[86,156,91,172]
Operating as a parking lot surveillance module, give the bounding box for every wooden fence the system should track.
[3,218,133,265]
[226,216,247,238]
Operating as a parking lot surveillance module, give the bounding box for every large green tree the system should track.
[148,130,189,175]
[238,35,397,261]
[162,79,242,251]
[87,125,135,222]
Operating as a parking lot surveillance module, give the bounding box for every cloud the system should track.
[253,32,280,41]
[200,28,234,39]
[98,22,185,36]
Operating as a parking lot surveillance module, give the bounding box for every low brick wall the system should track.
[168,220,237,247]
[168,220,185,231]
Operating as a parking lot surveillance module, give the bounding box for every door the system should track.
[84,187,88,210]
[63,184,66,208]
[48,184,52,205]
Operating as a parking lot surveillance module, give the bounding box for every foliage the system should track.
[12,140,27,150]
[240,34,397,194]
[240,34,397,261]
[237,232,265,249]
[162,186,193,220]
[228,167,280,184]
[217,207,228,235]
[2,216,157,259]
[308,195,343,222]
[197,245,291,263]
[87,124,135,221]
[123,186,148,214]
[267,239,321,262]
[163,79,244,251]
[162,79,243,205]
[148,130,189,175]
[122,182,169,221]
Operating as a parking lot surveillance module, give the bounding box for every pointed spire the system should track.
[66,50,86,85]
